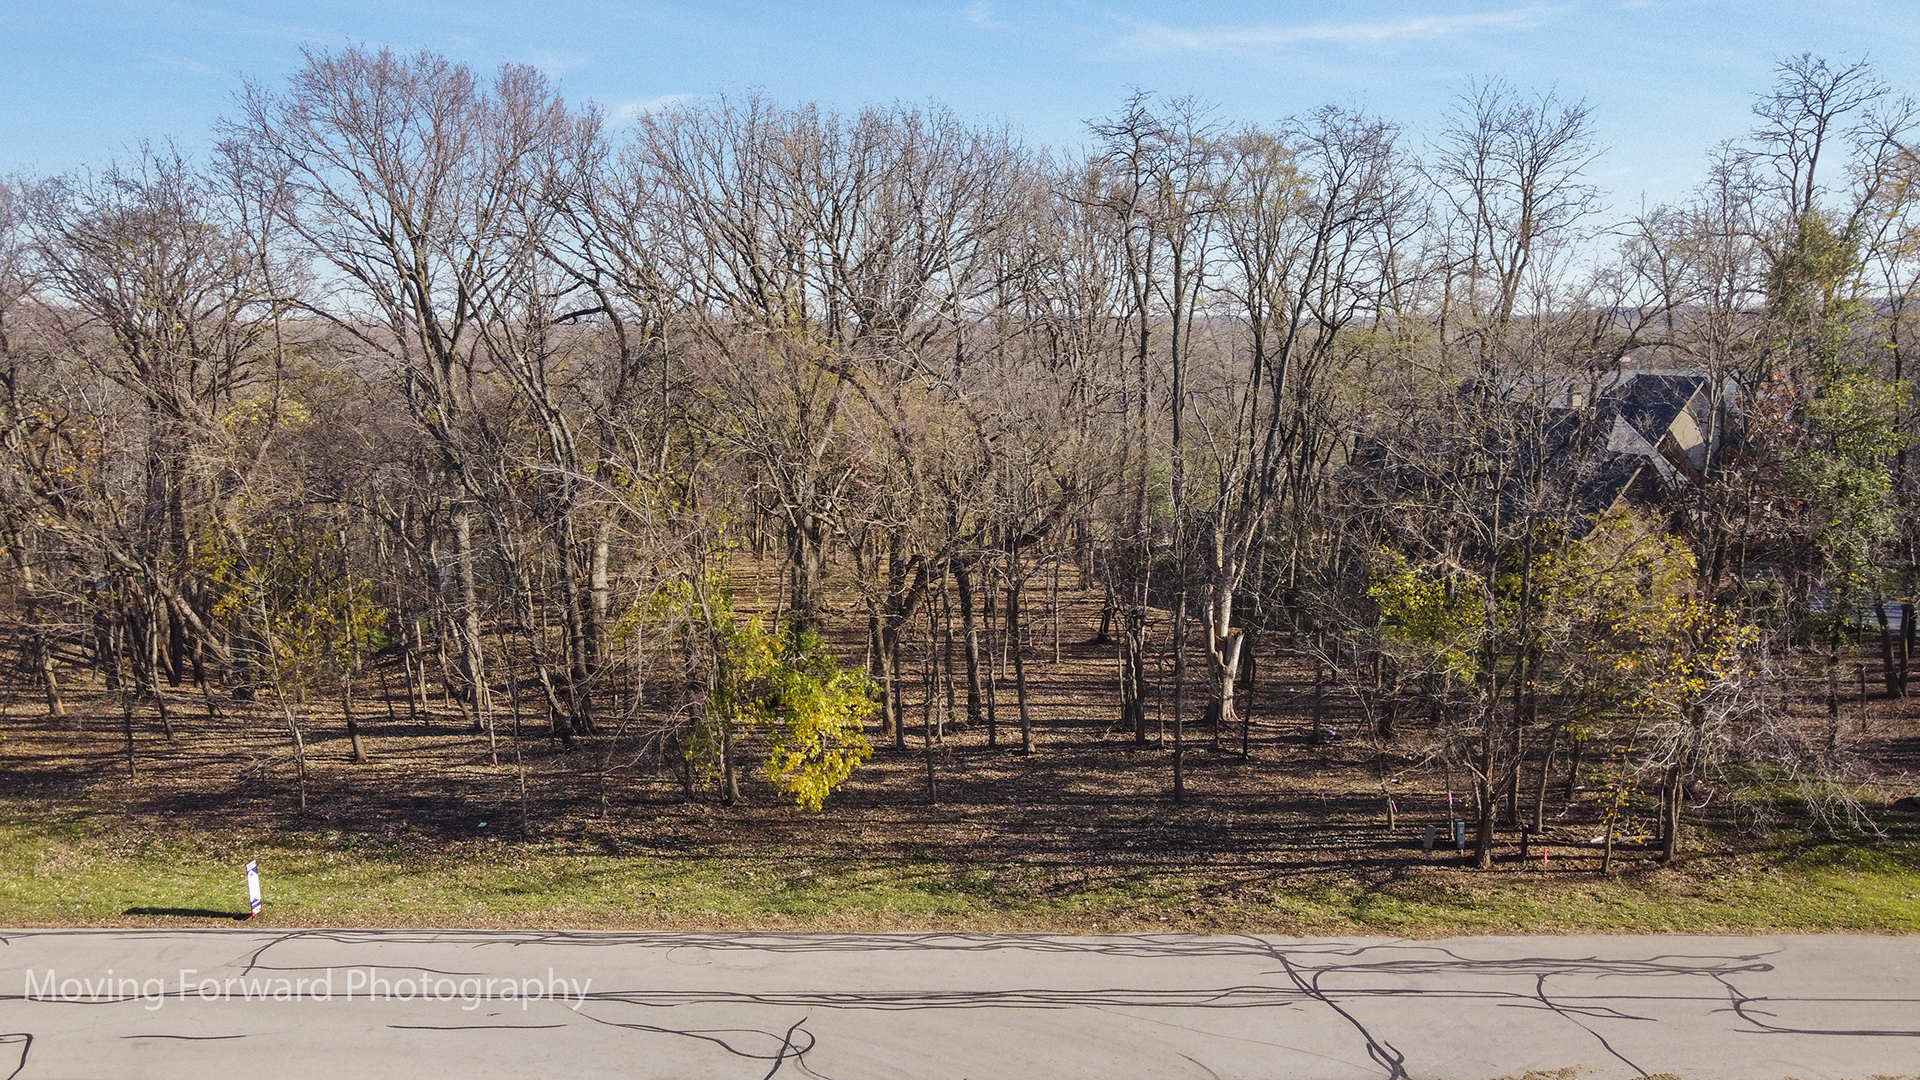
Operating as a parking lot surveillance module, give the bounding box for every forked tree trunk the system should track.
[1202,523,1245,748]
[34,634,66,718]
[21,584,67,718]
[1533,723,1557,832]
[787,514,826,630]
[146,605,173,742]
[257,605,309,812]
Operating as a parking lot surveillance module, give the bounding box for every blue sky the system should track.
[4,1,1919,214]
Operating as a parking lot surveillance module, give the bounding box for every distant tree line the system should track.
[3,48,1917,862]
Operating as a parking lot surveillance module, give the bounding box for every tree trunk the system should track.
[453,502,490,727]
[146,604,173,742]
[589,514,612,652]
[921,604,936,745]
[258,609,308,812]
[402,647,422,723]
[1051,559,1061,663]
[507,649,529,838]
[409,618,428,721]
[983,568,1000,748]
[1311,654,1325,742]
[121,689,137,778]
[16,555,68,718]
[535,660,575,750]
[939,577,956,736]
[1533,723,1556,832]
[924,613,938,804]
[376,657,399,722]
[1659,762,1684,863]
[475,618,497,767]
[98,610,122,695]
[1122,611,1147,744]
[34,633,66,718]
[342,668,367,764]
[1239,632,1256,758]
[1203,571,1244,752]
[165,605,185,689]
[883,622,905,751]
[1474,729,1496,869]
[1877,602,1898,697]
[556,517,596,736]
[1008,547,1034,755]
[956,559,984,728]
[1827,621,1842,761]
[1173,589,1187,802]
[1900,601,1914,697]
[720,718,739,806]
[787,514,826,630]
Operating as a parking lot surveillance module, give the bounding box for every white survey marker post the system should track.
[246,860,262,917]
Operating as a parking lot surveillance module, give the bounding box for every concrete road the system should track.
[1,929,1915,1079]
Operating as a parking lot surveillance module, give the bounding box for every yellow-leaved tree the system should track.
[1370,509,1759,865]
[1542,509,1759,863]
[1368,550,1485,681]
[667,565,877,810]
[711,616,877,811]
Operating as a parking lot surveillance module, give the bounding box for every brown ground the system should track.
[4,560,1918,889]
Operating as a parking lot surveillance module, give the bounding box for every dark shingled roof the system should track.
[1607,373,1708,447]
[1571,371,1716,518]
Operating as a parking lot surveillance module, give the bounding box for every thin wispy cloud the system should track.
[611,93,699,124]
[145,54,220,75]
[1117,5,1572,53]
[965,3,1008,30]
[528,49,590,76]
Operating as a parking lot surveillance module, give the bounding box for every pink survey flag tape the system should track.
[246,860,262,917]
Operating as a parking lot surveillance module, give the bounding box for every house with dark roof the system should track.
[1493,367,1730,522]
[1347,363,1735,538]
[1572,370,1724,515]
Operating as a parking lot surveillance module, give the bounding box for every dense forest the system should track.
[4,47,1918,871]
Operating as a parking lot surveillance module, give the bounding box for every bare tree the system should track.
[228,47,577,742]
